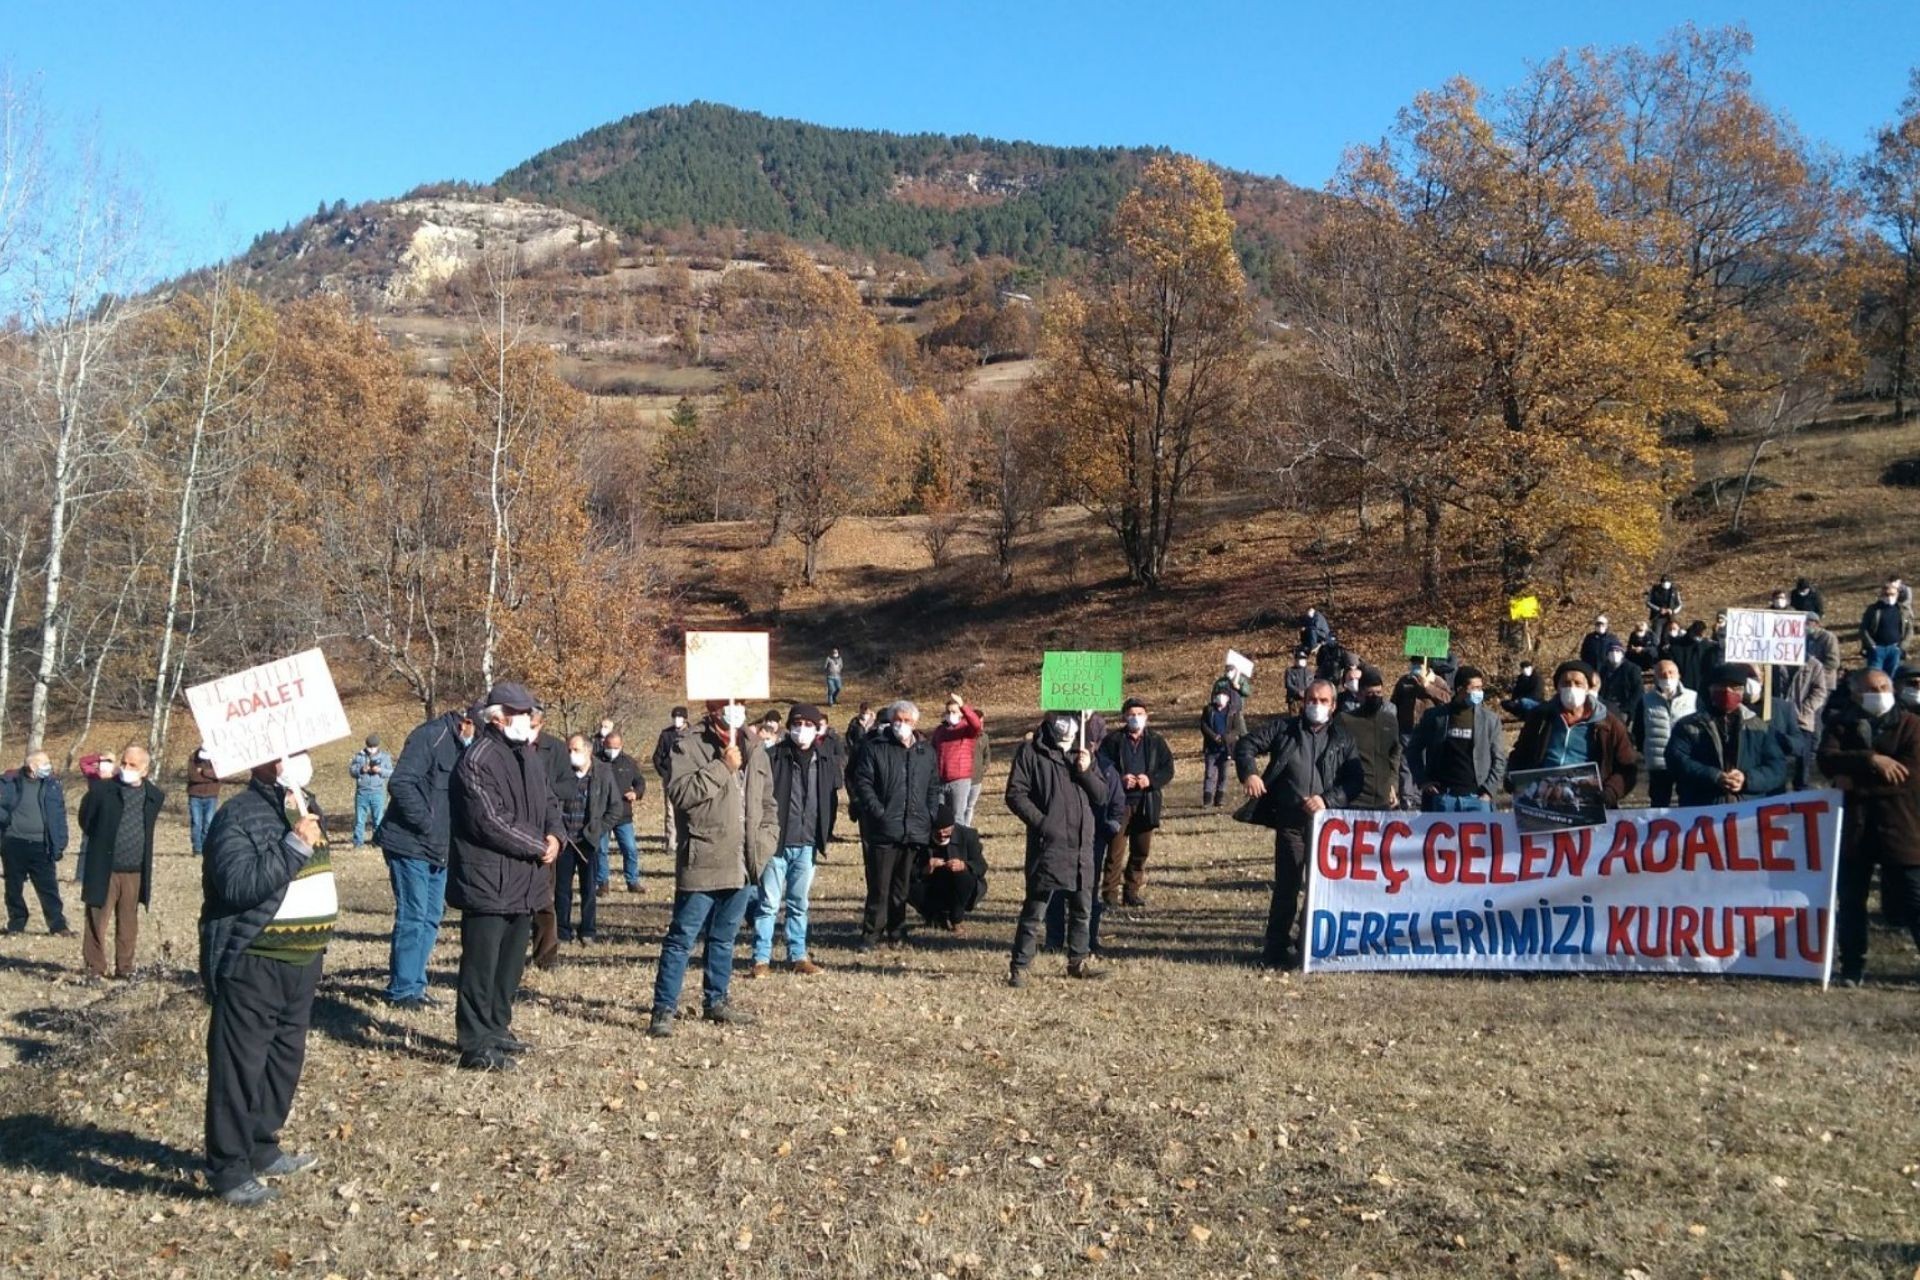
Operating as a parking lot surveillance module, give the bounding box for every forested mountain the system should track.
[494,102,1319,284]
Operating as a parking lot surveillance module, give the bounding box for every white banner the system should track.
[1302,792,1842,983]
[1723,608,1807,667]
[186,648,352,778]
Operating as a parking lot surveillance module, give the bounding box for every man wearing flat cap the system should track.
[447,682,562,1071]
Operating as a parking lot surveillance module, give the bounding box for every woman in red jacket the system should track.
[930,694,984,826]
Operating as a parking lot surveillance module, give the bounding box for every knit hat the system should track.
[788,703,824,726]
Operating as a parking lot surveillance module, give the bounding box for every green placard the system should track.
[1040,651,1124,710]
[1403,626,1451,658]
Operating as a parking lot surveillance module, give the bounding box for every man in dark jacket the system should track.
[1507,662,1640,806]
[1007,711,1109,983]
[1283,649,1315,714]
[1597,638,1645,719]
[1579,616,1614,671]
[198,753,334,1207]
[1667,620,1718,694]
[1,751,72,935]
[911,795,988,931]
[1666,664,1792,807]
[1097,697,1176,909]
[595,732,646,895]
[185,746,222,856]
[77,743,164,979]
[1335,667,1402,810]
[851,700,944,951]
[1199,689,1236,808]
[653,701,777,1036]
[556,734,624,945]
[1818,667,1920,984]
[1410,666,1507,811]
[747,704,835,977]
[1861,577,1912,675]
[1300,607,1333,655]
[374,707,471,1009]
[1234,680,1362,967]
[1789,577,1824,619]
[526,708,574,970]
[447,685,561,1071]
[1045,714,1124,955]
[652,707,689,857]
[1645,575,1683,631]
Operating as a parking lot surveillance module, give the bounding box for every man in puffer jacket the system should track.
[199,752,335,1208]
[851,701,944,952]
[1631,659,1697,808]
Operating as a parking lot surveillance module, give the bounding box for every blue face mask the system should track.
[1466,689,1485,706]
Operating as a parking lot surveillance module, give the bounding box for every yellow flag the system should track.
[1508,595,1541,621]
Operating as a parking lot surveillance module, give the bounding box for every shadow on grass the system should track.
[310,988,459,1060]
[0,1114,197,1196]
[0,953,79,979]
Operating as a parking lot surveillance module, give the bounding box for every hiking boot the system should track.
[457,1051,516,1073]
[218,1178,279,1208]
[1007,967,1029,989]
[496,1034,533,1056]
[743,963,771,979]
[789,959,824,976]
[257,1152,319,1179]
[705,1002,755,1026]
[647,1008,676,1038]
[1067,959,1102,980]
[1123,892,1146,909]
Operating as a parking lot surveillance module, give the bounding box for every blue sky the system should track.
[9,1,1914,275]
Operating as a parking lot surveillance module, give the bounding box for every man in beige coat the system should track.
[650,700,777,1036]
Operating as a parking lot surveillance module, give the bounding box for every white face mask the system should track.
[1303,703,1331,726]
[789,725,818,749]
[1607,651,1623,666]
[569,751,590,771]
[1899,687,1920,708]
[1558,687,1589,711]
[1126,714,1146,732]
[598,723,613,737]
[1050,717,1077,745]
[1744,678,1762,702]
[721,705,747,731]
[501,713,536,743]
[118,766,143,785]
[1657,676,1679,695]
[892,721,915,744]
[1862,691,1896,717]
[1213,695,1228,709]
[944,710,961,726]
[603,747,620,760]
[277,754,314,791]
[1520,666,1534,677]
[671,717,687,731]
[1295,658,1308,668]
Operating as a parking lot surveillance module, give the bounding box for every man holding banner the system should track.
[1234,680,1361,968]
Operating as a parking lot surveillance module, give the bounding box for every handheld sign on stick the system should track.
[1723,609,1806,724]
[186,648,351,779]
[1040,652,1123,715]
[685,630,772,730]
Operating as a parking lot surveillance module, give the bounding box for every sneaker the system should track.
[647,1009,675,1038]
[1007,967,1029,989]
[1838,969,1865,988]
[50,927,75,938]
[789,959,823,976]
[743,963,771,979]
[257,1152,319,1179]
[704,1002,755,1026]
[218,1178,279,1208]
[627,881,643,895]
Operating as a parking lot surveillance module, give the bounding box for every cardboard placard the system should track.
[1722,608,1806,667]
[685,631,771,702]
[186,649,351,777]
[1040,651,1124,711]
[1225,649,1255,681]
[1403,626,1451,658]
[1508,595,1541,621]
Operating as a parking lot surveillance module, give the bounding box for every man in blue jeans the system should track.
[746,705,833,978]
[184,747,222,856]
[348,735,394,848]
[1409,666,1507,813]
[651,701,777,1037]
[824,650,844,707]
[373,708,471,1008]
[593,733,645,893]
[1861,579,1912,677]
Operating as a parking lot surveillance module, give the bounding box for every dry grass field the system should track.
[3,413,1920,1278]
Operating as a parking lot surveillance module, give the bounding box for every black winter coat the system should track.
[447,726,563,915]
[198,778,316,997]
[769,739,838,852]
[375,710,466,866]
[852,733,943,846]
[603,749,646,806]
[1097,729,1176,827]
[1232,716,1361,829]
[1335,702,1403,809]
[78,778,165,909]
[1005,733,1109,894]
[651,725,684,778]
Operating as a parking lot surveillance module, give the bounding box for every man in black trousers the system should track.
[199,751,335,1207]
[448,683,561,1071]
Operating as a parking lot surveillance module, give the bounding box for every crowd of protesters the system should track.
[1,572,1917,1205]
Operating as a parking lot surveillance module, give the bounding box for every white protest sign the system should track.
[186,648,352,777]
[1723,608,1806,667]
[685,631,771,701]
[1225,649,1255,681]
